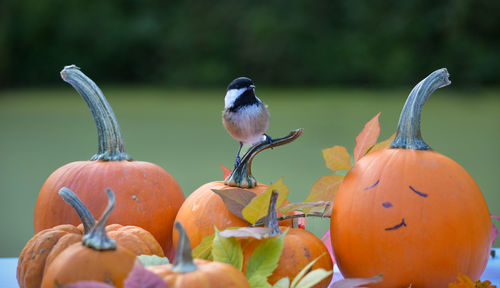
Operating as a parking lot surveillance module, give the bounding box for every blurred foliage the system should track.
[1,0,500,88]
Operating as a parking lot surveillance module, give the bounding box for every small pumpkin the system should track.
[147,222,250,287]
[18,187,164,288]
[41,188,137,288]
[240,191,333,287]
[173,130,302,250]
[331,69,493,287]
[34,65,185,259]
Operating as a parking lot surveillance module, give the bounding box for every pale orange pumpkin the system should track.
[331,69,493,287]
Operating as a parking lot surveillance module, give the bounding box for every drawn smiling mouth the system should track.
[385,218,407,231]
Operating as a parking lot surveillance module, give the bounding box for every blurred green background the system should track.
[1,0,499,257]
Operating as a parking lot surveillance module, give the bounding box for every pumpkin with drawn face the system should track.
[331,69,493,287]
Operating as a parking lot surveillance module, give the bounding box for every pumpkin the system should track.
[240,191,333,287]
[173,129,302,249]
[41,188,137,288]
[147,222,250,287]
[331,69,493,287]
[34,65,185,259]
[18,187,164,288]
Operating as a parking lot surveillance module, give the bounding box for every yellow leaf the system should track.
[322,145,352,172]
[305,175,344,216]
[367,132,396,154]
[242,178,289,224]
[353,112,381,162]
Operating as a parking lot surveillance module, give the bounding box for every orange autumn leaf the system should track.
[353,112,381,162]
[306,174,344,216]
[220,164,232,179]
[322,145,352,172]
[448,274,497,288]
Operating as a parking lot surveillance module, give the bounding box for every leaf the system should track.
[293,269,332,288]
[322,145,352,172]
[246,230,288,288]
[330,274,383,288]
[220,164,233,179]
[212,228,244,270]
[213,188,257,221]
[367,132,396,154]
[137,255,169,267]
[353,112,381,162]
[242,178,289,224]
[192,233,215,260]
[279,201,329,215]
[124,260,167,288]
[273,277,290,288]
[306,174,344,216]
[219,227,274,239]
[290,254,324,288]
[320,229,334,263]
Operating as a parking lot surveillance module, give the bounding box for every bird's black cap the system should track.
[227,77,254,90]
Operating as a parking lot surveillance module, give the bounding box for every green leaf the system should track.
[290,253,324,288]
[212,228,243,270]
[212,188,257,221]
[306,174,344,216]
[322,145,352,172]
[273,277,290,288]
[246,230,288,288]
[192,233,215,260]
[242,178,289,224]
[136,255,169,267]
[353,112,381,162]
[294,269,332,288]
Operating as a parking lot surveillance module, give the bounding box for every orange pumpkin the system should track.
[41,189,137,288]
[34,65,184,259]
[147,222,250,288]
[18,187,164,288]
[331,69,493,287]
[173,130,302,249]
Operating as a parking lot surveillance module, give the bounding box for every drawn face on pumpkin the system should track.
[362,178,429,231]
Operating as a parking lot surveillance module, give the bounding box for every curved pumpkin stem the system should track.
[172,222,198,273]
[264,190,281,236]
[82,188,117,250]
[225,129,303,188]
[391,68,451,150]
[58,187,96,234]
[60,65,131,161]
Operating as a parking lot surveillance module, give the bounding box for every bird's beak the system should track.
[248,85,255,90]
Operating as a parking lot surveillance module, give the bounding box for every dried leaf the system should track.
[353,112,381,162]
[279,201,329,215]
[212,228,244,270]
[220,164,233,179]
[320,229,334,263]
[137,255,169,267]
[330,274,383,288]
[293,269,332,288]
[219,227,274,239]
[306,174,344,216]
[246,230,288,288]
[242,178,289,224]
[124,260,166,288]
[212,188,257,221]
[367,132,396,154]
[273,277,291,288]
[290,254,325,288]
[192,233,215,260]
[322,145,352,172]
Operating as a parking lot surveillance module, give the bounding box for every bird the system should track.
[222,77,271,169]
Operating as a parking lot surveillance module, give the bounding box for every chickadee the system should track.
[222,77,271,168]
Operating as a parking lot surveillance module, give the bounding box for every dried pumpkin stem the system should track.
[391,68,451,150]
[172,222,198,273]
[264,191,282,236]
[58,187,96,234]
[82,188,117,250]
[60,65,131,161]
[225,129,303,188]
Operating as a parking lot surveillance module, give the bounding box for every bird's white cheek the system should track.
[224,88,247,108]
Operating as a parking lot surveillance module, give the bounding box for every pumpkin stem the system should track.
[82,188,117,250]
[58,187,96,234]
[224,129,303,188]
[391,68,451,150]
[264,191,281,236]
[60,65,132,161]
[172,222,198,273]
